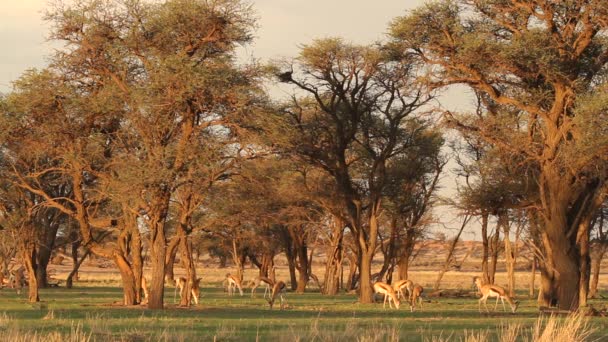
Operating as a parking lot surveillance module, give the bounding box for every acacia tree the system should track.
[378,128,444,283]
[455,138,531,287]
[279,38,435,303]
[0,69,112,302]
[205,172,270,283]
[451,122,501,285]
[390,0,608,309]
[0,142,66,291]
[285,165,347,295]
[274,165,323,293]
[160,135,251,306]
[44,0,260,309]
[204,157,308,289]
[0,67,146,304]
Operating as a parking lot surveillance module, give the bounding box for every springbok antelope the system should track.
[225,274,244,296]
[267,280,287,309]
[175,277,202,304]
[248,276,274,298]
[392,279,413,301]
[373,282,400,309]
[410,284,424,312]
[473,277,518,313]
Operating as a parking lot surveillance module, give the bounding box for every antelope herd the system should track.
[4,266,518,313]
[373,279,424,312]
[371,277,518,313]
[149,273,517,313]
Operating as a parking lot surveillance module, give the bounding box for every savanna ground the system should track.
[2,245,608,341]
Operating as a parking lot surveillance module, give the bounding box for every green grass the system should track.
[0,286,606,341]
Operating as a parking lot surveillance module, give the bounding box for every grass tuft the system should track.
[531,311,594,342]
[0,323,90,342]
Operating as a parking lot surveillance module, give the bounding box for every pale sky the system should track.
[0,0,478,238]
[0,0,429,92]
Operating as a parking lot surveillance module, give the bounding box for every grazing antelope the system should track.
[409,284,424,312]
[225,273,244,296]
[392,279,413,301]
[248,276,274,298]
[473,277,518,313]
[267,280,287,310]
[373,282,400,309]
[175,277,202,304]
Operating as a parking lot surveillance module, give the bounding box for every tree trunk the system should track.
[434,215,470,291]
[397,226,419,281]
[590,205,606,298]
[340,258,344,291]
[128,213,144,303]
[345,252,358,292]
[35,217,60,289]
[480,212,490,284]
[295,244,308,293]
[230,239,244,282]
[529,257,536,298]
[22,241,39,303]
[164,236,180,284]
[397,256,410,280]
[501,213,515,297]
[489,223,500,284]
[35,258,49,288]
[296,263,308,293]
[536,168,605,311]
[281,226,298,291]
[307,246,315,278]
[544,214,580,310]
[114,219,141,306]
[178,236,197,307]
[385,261,396,284]
[322,217,343,295]
[577,216,591,307]
[115,253,137,305]
[538,265,556,307]
[148,220,167,309]
[376,218,397,283]
[358,249,374,303]
[260,252,275,279]
[66,248,90,289]
[269,259,277,283]
[534,214,557,307]
[292,225,309,294]
[589,244,606,298]
[286,250,297,291]
[323,241,343,295]
[66,230,81,289]
[356,207,381,304]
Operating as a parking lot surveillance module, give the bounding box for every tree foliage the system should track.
[390,0,608,309]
